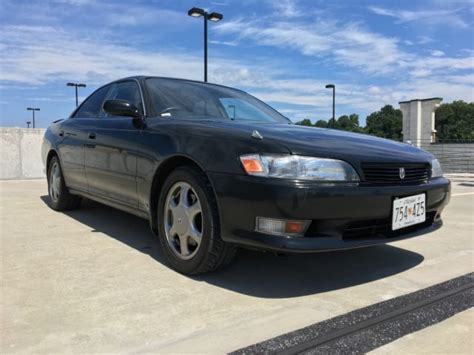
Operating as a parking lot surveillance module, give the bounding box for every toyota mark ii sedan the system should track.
[42,76,451,274]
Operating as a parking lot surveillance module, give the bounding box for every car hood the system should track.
[194,120,434,164]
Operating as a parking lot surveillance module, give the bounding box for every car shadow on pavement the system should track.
[41,196,424,299]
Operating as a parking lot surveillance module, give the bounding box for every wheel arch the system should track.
[46,149,59,174]
[148,155,219,235]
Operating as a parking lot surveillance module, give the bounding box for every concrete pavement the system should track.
[1,179,473,354]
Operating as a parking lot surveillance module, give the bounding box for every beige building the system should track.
[399,97,473,173]
[399,97,443,147]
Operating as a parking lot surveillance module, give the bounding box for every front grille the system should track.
[342,212,436,241]
[361,163,430,185]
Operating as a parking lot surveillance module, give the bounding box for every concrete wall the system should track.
[1,128,46,179]
[421,143,474,174]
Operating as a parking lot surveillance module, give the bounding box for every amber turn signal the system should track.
[256,217,310,237]
[240,154,264,174]
[285,222,306,234]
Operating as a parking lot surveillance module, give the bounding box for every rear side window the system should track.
[73,85,110,118]
[105,81,143,115]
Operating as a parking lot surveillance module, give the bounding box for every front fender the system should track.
[135,121,290,214]
[41,122,65,172]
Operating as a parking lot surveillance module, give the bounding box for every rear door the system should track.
[84,80,143,207]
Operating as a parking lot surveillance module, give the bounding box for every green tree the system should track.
[349,113,360,127]
[295,119,313,126]
[328,118,338,129]
[348,114,365,133]
[435,101,474,140]
[334,114,364,133]
[365,105,402,140]
[337,115,352,129]
[314,120,328,128]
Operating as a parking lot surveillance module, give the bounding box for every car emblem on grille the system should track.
[399,167,405,179]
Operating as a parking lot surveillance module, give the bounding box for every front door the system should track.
[84,81,143,207]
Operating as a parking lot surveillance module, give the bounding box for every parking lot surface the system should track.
[1,177,473,354]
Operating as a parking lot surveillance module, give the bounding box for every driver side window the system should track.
[73,85,110,118]
[105,81,143,117]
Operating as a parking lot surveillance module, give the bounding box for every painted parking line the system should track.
[232,273,474,355]
[451,192,474,197]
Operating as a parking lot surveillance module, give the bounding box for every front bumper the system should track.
[209,173,451,253]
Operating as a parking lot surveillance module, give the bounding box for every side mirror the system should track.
[103,99,140,118]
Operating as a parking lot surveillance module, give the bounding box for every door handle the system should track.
[88,132,96,139]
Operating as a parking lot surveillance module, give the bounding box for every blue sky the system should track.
[0,0,473,128]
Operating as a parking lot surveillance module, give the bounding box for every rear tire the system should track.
[47,156,81,211]
[157,166,236,275]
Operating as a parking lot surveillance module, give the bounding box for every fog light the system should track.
[256,217,310,237]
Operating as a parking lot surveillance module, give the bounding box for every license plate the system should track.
[392,193,426,231]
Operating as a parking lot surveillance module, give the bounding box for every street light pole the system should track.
[188,7,223,82]
[26,107,40,128]
[325,84,335,128]
[204,14,208,82]
[67,82,87,107]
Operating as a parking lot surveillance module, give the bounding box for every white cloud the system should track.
[0,25,250,85]
[1,1,186,29]
[269,0,301,18]
[417,35,434,44]
[409,56,474,77]
[369,6,468,28]
[53,0,95,5]
[410,68,432,78]
[444,74,474,85]
[430,50,445,57]
[215,18,473,78]
[209,40,238,46]
[99,5,185,27]
[395,77,474,103]
[216,19,404,75]
[368,86,382,95]
[25,96,72,102]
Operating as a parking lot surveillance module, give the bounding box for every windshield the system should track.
[145,78,290,123]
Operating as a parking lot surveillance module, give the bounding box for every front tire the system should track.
[157,166,235,274]
[47,156,81,211]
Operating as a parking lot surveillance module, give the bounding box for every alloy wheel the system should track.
[164,182,203,260]
[49,161,61,202]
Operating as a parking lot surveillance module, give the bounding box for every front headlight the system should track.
[431,158,443,178]
[240,154,359,181]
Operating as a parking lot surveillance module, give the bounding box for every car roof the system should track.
[110,76,247,94]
